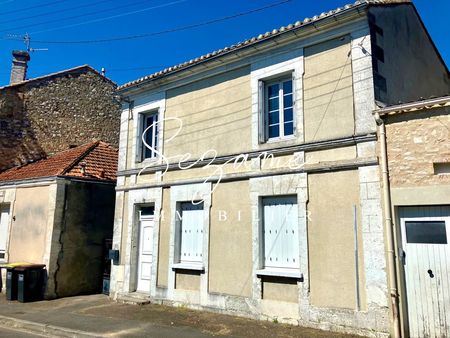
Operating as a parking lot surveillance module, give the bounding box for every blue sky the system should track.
[0,0,448,87]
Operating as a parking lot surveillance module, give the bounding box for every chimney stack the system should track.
[10,50,30,85]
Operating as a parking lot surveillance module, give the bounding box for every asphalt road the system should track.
[0,327,45,337]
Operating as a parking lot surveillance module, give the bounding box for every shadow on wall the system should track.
[0,88,46,172]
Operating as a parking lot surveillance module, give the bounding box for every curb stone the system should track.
[0,315,100,338]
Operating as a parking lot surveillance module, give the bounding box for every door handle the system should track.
[427,269,434,278]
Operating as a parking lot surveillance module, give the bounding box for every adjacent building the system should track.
[0,141,118,298]
[109,1,449,337]
[375,96,450,338]
[0,51,120,172]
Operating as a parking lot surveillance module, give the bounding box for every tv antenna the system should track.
[24,33,48,52]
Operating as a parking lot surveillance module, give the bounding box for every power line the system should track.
[0,0,179,34]
[311,51,352,141]
[31,0,188,36]
[13,0,293,44]
[0,0,71,16]
[0,0,117,26]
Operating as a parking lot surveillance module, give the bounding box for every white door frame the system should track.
[400,212,450,338]
[136,210,154,293]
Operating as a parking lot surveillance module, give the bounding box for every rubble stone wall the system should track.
[0,69,120,171]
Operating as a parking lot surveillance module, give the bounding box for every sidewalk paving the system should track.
[0,294,365,337]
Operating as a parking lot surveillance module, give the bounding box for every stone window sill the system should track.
[256,268,303,279]
[171,263,205,272]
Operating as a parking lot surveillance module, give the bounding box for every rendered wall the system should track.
[156,187,171,288]
[175,271,200,291]
[262,277,298,302]
[304,36,354,142]
[308,170,366,309]
[164,66,251,159]
[8,185,50,263]
[55,181,115,297]
[208,181,252,297]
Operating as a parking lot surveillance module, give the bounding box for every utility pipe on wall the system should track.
[374,112,401,338]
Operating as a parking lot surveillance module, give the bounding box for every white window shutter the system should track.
[180,203,203,264]
[136,114,144,162]
[258,80,266,143]
[263,197,299,269]
[0,206,10,254]
[292,74,297,135]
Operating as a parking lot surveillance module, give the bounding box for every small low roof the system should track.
[0,141,118,183]
[375,95,450,117]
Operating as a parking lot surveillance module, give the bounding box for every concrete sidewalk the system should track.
[0,294,364,337]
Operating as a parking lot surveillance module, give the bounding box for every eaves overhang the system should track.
[0,175,116,188]
[374,95,450,117]
[118,1,371,95]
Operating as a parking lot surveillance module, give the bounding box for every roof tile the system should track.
[0,141,118,183]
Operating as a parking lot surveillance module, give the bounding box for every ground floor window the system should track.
[0,204,10,260]
[177,202,204,266]
[262,196,299,270]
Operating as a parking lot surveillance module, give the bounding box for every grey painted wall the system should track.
[54,180,115,297]
[369,4,450,105]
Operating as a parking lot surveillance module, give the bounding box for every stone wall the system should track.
[0,68,120,171]
[386,106,450,187]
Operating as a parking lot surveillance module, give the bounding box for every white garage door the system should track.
[399,206,450,338]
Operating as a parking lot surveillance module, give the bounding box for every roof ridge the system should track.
[60,140,100,175]
[118,0,413,91]
[0,64,117,90]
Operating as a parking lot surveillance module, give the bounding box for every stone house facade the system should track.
[109,1,449,337]
[375,96,450,338]
[0,58,120,171]
[0,141,118,298]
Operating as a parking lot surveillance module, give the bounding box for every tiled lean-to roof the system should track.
[375,95,450,117]
[118,0,411,91]
[0,141,118,183]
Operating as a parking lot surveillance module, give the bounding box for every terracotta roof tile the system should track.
[0,141,118,183]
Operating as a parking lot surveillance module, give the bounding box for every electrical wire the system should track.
[10,0,292,44]
[0,0,71,16]
[0,0,117,26]
[0,0,179,34]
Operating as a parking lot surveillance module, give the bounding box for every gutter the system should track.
[375,95,450,116]
[0,175,115,188]
[374,112,401,338]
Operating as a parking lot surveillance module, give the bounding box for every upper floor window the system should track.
[140,111,158,161]
[264,78,294,141]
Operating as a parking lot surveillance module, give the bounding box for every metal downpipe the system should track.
[374,112,401,338]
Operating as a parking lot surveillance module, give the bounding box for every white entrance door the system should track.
[400,206,450,338]
[0,205,10,260]
[136,210,154,293]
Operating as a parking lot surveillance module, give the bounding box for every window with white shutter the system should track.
[179,202,204,265]
[262,196,299,270]
[0,205,10,260]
